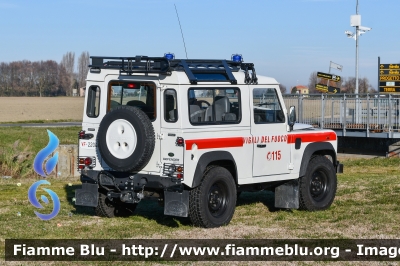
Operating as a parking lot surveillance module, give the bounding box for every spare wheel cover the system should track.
[97,106,155,172]
[106,119,137,159]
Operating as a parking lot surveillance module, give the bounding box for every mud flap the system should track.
[274,179,299,209]
[336,161,344,173]
[164,190,189,217]
[75,183,98,207]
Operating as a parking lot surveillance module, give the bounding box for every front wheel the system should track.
[189,166,237,228]
[299,156,337,211]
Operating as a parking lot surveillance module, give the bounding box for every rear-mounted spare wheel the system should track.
[97,106,155,172]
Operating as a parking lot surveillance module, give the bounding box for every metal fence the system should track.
[282,93,400,138]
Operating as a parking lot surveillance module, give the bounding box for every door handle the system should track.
[257,144,266,148]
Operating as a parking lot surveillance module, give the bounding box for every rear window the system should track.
[86,86,100,117]
[108,82,156,120]
[164,89,178,122]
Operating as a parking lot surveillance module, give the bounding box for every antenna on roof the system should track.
[174,4,188,59]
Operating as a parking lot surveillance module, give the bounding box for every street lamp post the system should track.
[355,0,359,96]
[345,0,371,123]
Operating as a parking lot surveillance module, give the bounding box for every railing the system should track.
[282,93,400,138]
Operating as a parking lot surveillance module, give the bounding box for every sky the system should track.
[0,0,399,91]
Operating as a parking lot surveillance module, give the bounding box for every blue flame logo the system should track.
[33,130,59,177]
[29,130,60,220]
[28,180,60,220]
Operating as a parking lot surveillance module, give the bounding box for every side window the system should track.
[86,86,100,117]
[188,88,240,124]
[108,82,156,121]
[164,89,178,122]
[253,88,285,124]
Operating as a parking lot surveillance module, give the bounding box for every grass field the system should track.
[1,123,399,265]
[0,97,84,123]
[1,157,400,265]
[3,157,400,239]
[0,127,80,178]
[0,145,400,265]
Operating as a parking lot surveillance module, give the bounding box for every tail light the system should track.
[176,137,184,147]
[163,163,184,180]
[176,166,183,179]
[78,157,96,169]
[78,130,94,140]
[84,157,92,166]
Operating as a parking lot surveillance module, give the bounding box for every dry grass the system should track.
[2,158,400,265]
[0,97,84,123]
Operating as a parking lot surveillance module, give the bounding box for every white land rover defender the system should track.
[75,54,343,228]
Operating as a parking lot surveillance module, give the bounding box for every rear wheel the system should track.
[189,166,237,228]
[299,156,337,211]
[95,191,137,218]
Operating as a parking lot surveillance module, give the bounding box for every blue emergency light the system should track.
[231,54,243,62]
[164,53,175,60]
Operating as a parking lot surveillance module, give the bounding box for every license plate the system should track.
[80,140,96,149]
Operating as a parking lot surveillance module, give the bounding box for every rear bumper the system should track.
[75,169,189,217]
[79,169,183,189]
[75,169,184,206]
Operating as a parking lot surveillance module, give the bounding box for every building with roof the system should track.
[291,85,309,95]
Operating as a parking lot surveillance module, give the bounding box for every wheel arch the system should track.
[299,142,337,177]
[191,151,237,188]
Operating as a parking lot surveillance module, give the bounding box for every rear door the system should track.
[106,79,161,173]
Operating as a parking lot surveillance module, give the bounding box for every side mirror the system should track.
[289,106,296,131]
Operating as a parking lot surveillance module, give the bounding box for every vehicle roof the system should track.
[87,68,279,85]
[86,56,279,85]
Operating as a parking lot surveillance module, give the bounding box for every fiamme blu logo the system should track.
[28,130,61,220]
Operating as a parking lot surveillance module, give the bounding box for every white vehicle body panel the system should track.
[79,62,338,187]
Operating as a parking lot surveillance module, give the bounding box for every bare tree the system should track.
[77,51,90,92]
[308,71,318,93]
[60,52,75,96]
[0,60,72,96]
[342,77,374,94]
[342,77,355,93]
[279,84,287,94]
[0,62,12,96]
[56,64,70,96]
[35,60,61,96]
[359,77,375,93]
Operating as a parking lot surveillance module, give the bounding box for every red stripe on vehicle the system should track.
[185,137,244,150]
[287,132,337,143]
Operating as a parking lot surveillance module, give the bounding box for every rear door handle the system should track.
[257,144,266,148]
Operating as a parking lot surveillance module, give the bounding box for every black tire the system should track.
[97,106,155,172]
[95,192,137,218]
[299,156,337,211]
[189,166,237,228]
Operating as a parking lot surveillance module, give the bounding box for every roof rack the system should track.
[169,59,240,84]
[89,56,171,75]
[89,56,258,85]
